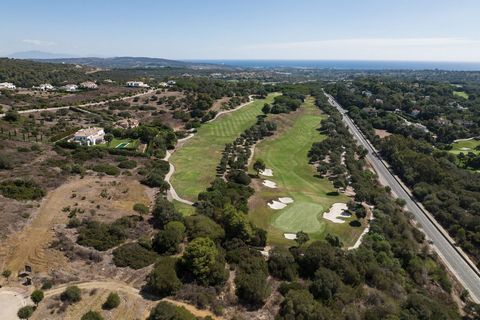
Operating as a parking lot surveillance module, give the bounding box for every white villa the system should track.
[62,84,79,92]
[0,82,16,90]
[80,81,98,89]
[37,83,55,91]
[126,81,149,88]
[71,127,105,146]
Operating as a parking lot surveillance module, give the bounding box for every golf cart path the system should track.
[163,96,254,206]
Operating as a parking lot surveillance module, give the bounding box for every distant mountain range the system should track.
[5,51,229,70]
[7,50,79,60]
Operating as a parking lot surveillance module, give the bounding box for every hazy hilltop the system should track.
[7,50,79,60]
[39,56,227,70]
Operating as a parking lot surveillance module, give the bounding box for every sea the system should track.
[188,60,480,71]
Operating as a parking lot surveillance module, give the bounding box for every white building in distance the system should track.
[62,84,79,92]
[0,82,16,90]
[80,81,98,89]
[37,83,55,91]
[126,81,149,88]
[71,127,105,146]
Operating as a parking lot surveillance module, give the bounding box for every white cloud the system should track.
[22,39,55,46]
[227,37,480,61]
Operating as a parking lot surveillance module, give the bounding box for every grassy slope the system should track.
[449,139,480,155]
[453,91,469,99]
[248,97,363,246]
[170,93,278,202]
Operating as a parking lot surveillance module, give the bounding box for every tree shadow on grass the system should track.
[349,220,362,227]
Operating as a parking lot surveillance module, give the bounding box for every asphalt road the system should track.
[325,93,480,303]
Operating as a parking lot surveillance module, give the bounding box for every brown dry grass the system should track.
[211,97,231,112]
[0,175,150,275]
[375,129,392,139]
[33,280,222,320]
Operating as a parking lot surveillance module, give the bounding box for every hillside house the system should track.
[71,127,105,146]
[0,82,16,90]
[39,83,54,91]
[126,81,149,88]
[410,109,421,117]
[62,84,78,92]
[80,81,98,89]
[362,90,372,97]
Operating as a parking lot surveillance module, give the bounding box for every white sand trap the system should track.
[262,180,277,188]
[268,200,287,210]
[278,197,294,204]
[260,168,273,176]
[323,203,349,224]
[0,290,31,320]
[460,147,471,151]
[284,233,297,240]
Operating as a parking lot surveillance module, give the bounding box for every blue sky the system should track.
[1,0,479,61]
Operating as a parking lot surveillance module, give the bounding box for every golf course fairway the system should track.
[170,93,278,202]
[248,97,365,246]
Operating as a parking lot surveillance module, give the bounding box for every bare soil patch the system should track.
[0,175,150,275]
[375,129,392,139]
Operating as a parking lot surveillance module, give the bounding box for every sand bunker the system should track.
[278,197,294,204]
[262,180,277,188]
[0,290,31,320]
[323,203,350,224]
[284,233,297,240]
[260,168,273,176]
[268,200,287,210]
[460,147,471,151]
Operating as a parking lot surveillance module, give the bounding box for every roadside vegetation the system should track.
[327,79,480,270]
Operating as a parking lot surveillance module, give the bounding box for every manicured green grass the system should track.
[453,91,469,99]
[96,138,140,150]
[173,200,196,216]
[248,97,364,246]
[449,139,480,155]
[170,93,279,202]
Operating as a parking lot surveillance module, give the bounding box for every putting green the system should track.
[453,91,469,99]
[249,97,362,245]
[272,201,326,234]
[449,139,480,155]
[170,93,278,202]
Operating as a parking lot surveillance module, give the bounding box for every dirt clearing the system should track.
[0,175,151,275]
